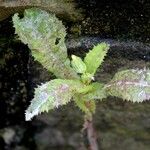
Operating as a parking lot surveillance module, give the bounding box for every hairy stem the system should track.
[82,115,99,150]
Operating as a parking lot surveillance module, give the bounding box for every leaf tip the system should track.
[25,111,33,121]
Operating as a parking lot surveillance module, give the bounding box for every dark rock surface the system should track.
[74,0,150,42]
[0,0,150,150]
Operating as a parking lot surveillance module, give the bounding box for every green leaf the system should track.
[71,55,86,74]
[25,79,84,121]
[74,95,96,115]
[81,73,94,84]
[13,8,67,59]
[83,82,107,100]
[84,43,109,75]
[74,82,107,115]
[105,69,150,102]
[12,8,78,79]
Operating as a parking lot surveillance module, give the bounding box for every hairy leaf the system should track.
[84,43,109,75]
[71,55,86,74]
[83,82,107,100]
[25,79,85,121]
[12,8,78,79]
[81,73,94,84]
[105,69,150,102]
[74,95,96,115]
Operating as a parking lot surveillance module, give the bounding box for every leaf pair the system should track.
[26,68,150,121]
[71,43,109,83]
[25,79,93,121]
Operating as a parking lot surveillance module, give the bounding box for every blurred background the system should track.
[0,0,150,150]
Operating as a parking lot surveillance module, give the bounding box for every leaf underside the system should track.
[105,69,150,102]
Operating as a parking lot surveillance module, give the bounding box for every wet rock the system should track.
[0,39,29,127]
[36,112,62,126]
[34,127,65,150]
[13,146,28,150]
[0,125,27,150]
[68,133,82,148]
[0,0,83,21]
[2,128,15,144]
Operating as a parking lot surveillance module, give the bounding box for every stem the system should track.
[82,114,99,150]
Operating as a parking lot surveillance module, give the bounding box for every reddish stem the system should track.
[82,115,99,150]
